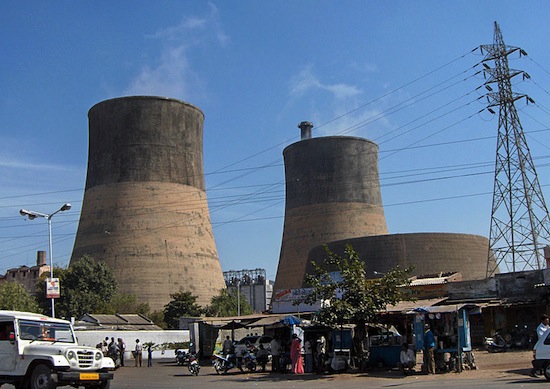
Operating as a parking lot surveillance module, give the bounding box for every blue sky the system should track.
[2,1,550,282]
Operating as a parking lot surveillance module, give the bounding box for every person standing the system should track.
[290,334,304,374]
[531,314,550,377]
[270,336,281,372]
[423,324,435,374]
[147,345,153,367]
[304,338,313,373]
[134,339,143,367]
[316,334,327,374]
[222,335,233,357]
[118,338,126,367]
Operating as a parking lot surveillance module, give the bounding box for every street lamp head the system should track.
[20,209,37,219]
[60,203,71,212]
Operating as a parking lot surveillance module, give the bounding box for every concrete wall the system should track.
[75,330,189,361]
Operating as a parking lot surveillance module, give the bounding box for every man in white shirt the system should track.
[269,336,281,372]
[397,343,416,375]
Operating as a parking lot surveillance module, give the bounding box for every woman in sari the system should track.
[290,334,304,374]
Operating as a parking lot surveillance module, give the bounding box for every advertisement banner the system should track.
[46,278,60,299]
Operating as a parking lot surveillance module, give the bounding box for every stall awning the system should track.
[407,303,481,315]
[384,297,448,313]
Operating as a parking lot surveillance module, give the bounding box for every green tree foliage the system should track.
[37,255,117,319]
[0,282,40,312]
[303,245,415,366]
[148,310,167,329]
[205,288,253,317]
[163,290,203,329]
[102,293,150,315]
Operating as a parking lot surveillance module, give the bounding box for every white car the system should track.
[532,328,550,380]
[234,335,273,356]
[0,310,115,389]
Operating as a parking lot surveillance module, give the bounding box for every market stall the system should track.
[410,304,479,372]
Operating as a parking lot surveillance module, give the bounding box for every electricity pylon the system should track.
[481,22,550,277]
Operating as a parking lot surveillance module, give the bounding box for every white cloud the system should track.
[125,3,229,98]
[289,65,361,100]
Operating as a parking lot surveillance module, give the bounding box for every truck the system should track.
[0,310,115,389]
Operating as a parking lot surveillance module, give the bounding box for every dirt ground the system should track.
[442,348,534,379]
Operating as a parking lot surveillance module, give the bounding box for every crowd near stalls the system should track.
[187,298,480,375]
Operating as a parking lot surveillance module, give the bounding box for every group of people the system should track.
[96,338,156,368]
[98,337,126,368]
[268,333,327,374]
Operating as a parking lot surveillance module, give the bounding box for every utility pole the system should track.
[481,21,550,277]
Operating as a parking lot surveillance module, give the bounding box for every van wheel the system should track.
[30,364,56,389]
[544,363,550,381]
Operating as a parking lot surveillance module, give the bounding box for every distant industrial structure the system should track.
[0,251,49,294]
[223,269,273,313]
[70,96,225,311]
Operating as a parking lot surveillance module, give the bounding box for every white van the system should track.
[0,310,114,389]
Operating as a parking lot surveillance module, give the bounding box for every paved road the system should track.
[104,358,550,389]
[3,356,548,389]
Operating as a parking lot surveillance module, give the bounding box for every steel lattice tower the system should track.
[482,22,550,277]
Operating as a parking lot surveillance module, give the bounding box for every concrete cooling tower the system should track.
[305,233,494,282]
[70,96,225,311]
[274,124,493,292]
[273,126,388,291]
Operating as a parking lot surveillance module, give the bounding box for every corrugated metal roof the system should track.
[384,297,448,313]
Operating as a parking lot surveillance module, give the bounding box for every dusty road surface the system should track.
[2,348,545,389]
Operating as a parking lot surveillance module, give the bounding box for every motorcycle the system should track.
[239,349,257,372]
[187,353,200,376]
[212,353,239,374]
[484,330,509,353]
[176,349,190,366]
[510,324,533,349]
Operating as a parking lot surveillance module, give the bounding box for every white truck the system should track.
[0,310,114,389]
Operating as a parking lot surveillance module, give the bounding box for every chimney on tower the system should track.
[298,121,313,140]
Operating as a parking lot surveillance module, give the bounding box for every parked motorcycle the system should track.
[484,330,509,352]
[187,353,200,376]
[212,353,239,374]
[239,349,257,372]
[176,349,190,366]
[510,324,534,349]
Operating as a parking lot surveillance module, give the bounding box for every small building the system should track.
[0,251,50,294]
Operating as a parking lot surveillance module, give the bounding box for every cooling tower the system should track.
[306,233,495,282]
[273,134,388,291]
[70,96,225,311]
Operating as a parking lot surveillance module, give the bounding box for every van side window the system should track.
[544,333,550,345]
[0,321,14,340]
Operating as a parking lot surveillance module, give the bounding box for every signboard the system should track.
[272,288,321,314]
[46,278,60,299]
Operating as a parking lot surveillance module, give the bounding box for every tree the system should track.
[205,288,253,317]
[302,245,415,367]
[0,282,40,312]
[36,255,118,319]
[102,293,150,315]
[163,290,203,329]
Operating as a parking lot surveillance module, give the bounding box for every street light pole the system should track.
[20,203,71,318]
[237,280,241,317]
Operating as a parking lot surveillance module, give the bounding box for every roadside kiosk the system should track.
[411,304,479,372]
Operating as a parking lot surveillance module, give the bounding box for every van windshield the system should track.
[18,319,75,343]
